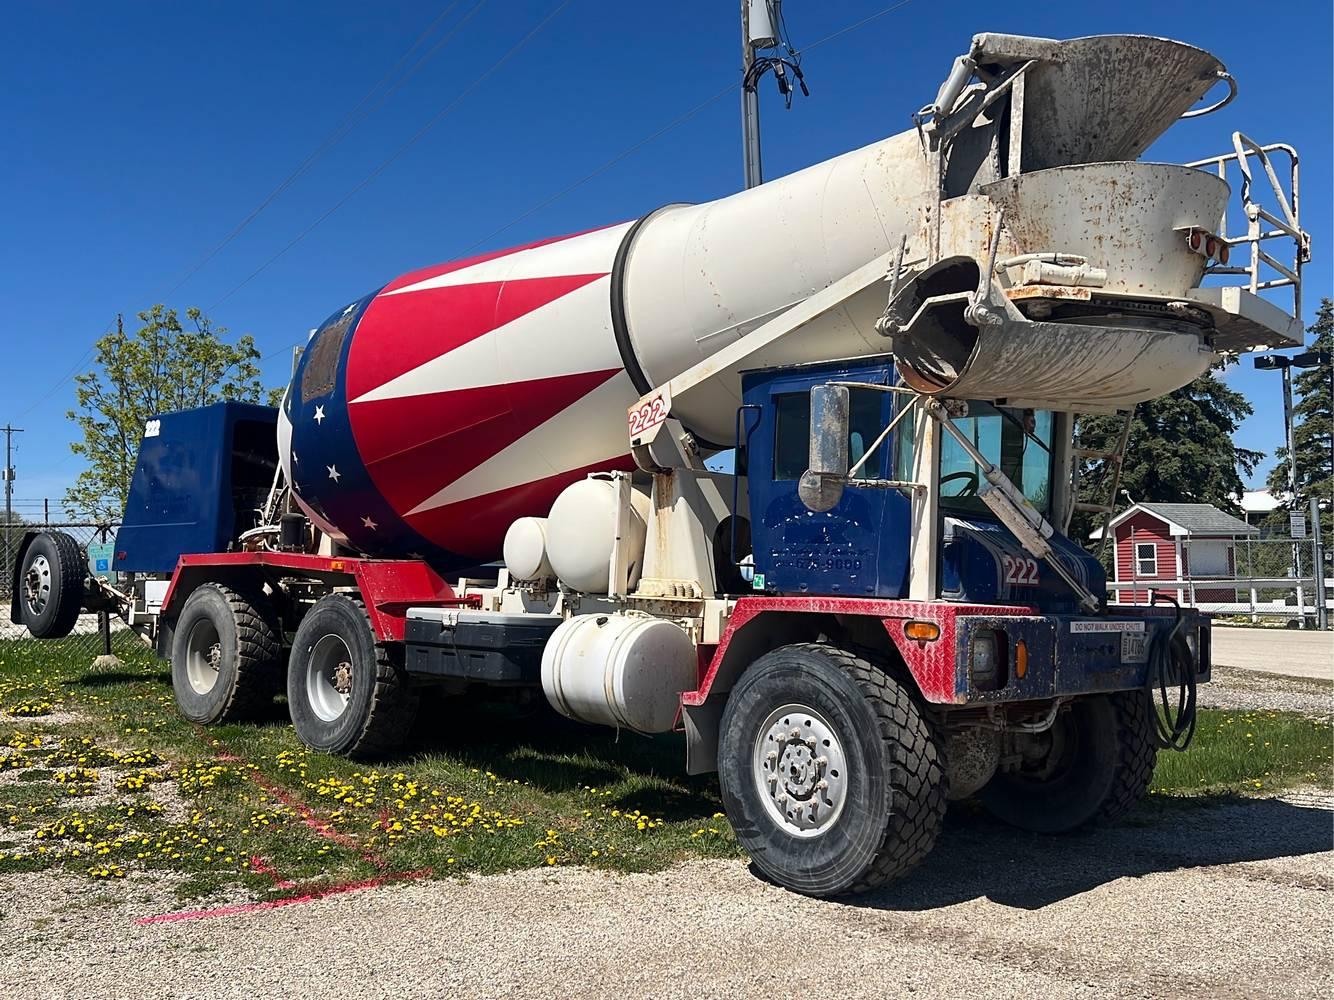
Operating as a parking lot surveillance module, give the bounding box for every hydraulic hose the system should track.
[1145,591,1198,751]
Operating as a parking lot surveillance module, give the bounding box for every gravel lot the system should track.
[1,663,1328,999]
[1,787,1329,1000]
[1201,664,1332,716]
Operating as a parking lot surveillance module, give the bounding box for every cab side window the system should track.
[772,388,884,481]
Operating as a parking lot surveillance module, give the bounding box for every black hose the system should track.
[1145,591,1198,751]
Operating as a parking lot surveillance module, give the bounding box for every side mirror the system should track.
[799,384,849,512]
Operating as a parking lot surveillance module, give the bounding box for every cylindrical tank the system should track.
[545,478,650,594]
[278,33,1231,570]
[502,517,554,583]
[540,614,697,733]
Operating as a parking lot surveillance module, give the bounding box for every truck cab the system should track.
[741,355,1102,612]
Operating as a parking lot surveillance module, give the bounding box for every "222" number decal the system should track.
[628,394,668,438]
[1002,554,1040,586]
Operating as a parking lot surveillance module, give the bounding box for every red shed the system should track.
[1102,502,1256,605]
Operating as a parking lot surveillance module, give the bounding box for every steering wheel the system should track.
[940,470,980,497]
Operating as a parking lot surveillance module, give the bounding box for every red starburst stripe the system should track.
[404,453,637,559]
[345,271,607,401]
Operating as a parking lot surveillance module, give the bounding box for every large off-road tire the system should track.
[16,532,86,640]
[287,593,419,759]
[979,690,1157,833]
[717,642,946,898]
[171,583,283,724]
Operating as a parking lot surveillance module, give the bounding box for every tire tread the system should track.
[205,583,282,722]
[787,642,947,894]
[1096,689,1158,825]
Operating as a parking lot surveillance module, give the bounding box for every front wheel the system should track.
[717,643,946,898]
[979,691,1157,833]
[287,594,418,759]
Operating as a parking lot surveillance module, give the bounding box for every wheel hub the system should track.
[306,634,355,723]
[754,705,848,837]
[184,618,224,695]
[23,554,51,616]
[332,661,353,696]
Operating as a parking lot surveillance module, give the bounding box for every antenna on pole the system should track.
[741,1,808,189]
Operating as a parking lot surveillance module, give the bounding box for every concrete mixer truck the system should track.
[11,33,1310,896]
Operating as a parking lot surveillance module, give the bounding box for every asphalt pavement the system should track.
[1211,625,1333,680]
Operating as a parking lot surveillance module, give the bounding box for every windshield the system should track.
[895,402,1054,516]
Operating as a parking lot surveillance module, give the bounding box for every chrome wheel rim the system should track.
[185,618,222,694]
[306,634,354,723]
[753,703,849,838]
[23,554,52,617]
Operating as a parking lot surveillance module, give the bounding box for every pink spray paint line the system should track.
[135,869,432,926]
[248,854,297,890]
[137,725,423,930]
[203,734,381,863]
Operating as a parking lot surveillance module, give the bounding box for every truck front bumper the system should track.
[944,608,1211,705]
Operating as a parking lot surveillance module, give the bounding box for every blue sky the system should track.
[2,0,1329,513]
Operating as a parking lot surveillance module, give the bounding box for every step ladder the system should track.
[1070,410,1135,563]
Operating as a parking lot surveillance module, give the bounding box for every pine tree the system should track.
[1265,298,1334,541]
[1071,368,1263,546]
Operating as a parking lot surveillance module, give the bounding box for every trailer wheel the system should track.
[717,642,946,898]
[16,532,86,640]
[287,594,418,759]
[171,584,283,723]
[979,690,1157,833]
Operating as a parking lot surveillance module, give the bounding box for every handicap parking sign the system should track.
[86,541,116,582]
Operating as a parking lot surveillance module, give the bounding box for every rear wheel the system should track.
[170,583,283,723]
[17,532,86,640]
[717,643,946,897]
[979,691,1157,833]
[287,593,418,759]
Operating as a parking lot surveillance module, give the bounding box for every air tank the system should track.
[279,33,1238,569]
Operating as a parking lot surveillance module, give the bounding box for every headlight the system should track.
[970,630,1004,690]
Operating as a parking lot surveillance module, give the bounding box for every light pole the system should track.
[1255,349,1332,628]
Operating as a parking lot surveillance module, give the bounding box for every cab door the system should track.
[742,364,912,598]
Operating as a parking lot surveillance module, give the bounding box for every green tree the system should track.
[1072,368,1263,545]
[65,306,273,519]
[1264,298,1333,541]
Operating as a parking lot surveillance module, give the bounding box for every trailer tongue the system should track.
[13,32,1308,897]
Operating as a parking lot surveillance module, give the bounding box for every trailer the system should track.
[11,33,1310,896]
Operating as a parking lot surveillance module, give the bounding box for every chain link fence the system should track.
[1109,532,1331,627]
[0,522,145,658]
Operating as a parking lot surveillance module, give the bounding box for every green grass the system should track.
[1151,708,1332,796]
[0,638,738,898]
[0,638,1328,898]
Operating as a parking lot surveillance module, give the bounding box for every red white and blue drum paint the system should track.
[281,132,960,569]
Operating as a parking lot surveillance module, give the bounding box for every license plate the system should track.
[1121,632,1148,664]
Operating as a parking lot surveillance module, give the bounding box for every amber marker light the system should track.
[1015,639,1029,679]
[904,620,941,642]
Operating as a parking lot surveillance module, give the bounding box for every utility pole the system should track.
[739,2,806,190]
[3,424,23,578]
[740,0,765,189]
[1256,350,1331,628]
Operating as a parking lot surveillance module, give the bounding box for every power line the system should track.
[803,0,916,52]
[458,0,917,255]
[158,0,488,303]
[12,2,485,424]
[208,0,575,311]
